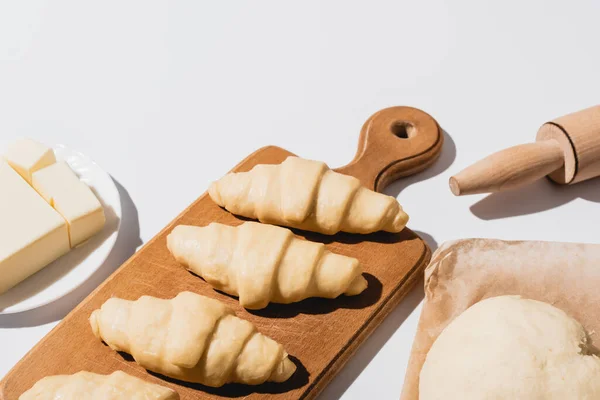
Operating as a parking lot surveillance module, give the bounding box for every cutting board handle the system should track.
[335,106,443,192]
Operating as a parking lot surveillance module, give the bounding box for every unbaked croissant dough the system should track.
[19,370,178,400]
[420,295,600,399]
[90,292,296,387]
[167,222,368,309]
[208,156,408,235]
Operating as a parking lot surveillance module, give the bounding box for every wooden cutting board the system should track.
[0,106,442,400]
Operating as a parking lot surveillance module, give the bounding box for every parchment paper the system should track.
[400,239,600,400]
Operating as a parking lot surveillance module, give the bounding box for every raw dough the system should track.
[209,156,408,235]
[167,221,367,309]
[90,292,296,387]
[19,370,178,400]
[419,295,600,399]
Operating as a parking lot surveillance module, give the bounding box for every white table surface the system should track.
[1,1,599,398]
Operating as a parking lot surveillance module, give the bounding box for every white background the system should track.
[1,1,599,398]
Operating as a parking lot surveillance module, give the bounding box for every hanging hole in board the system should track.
[391,121,416,139]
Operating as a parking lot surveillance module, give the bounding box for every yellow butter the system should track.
[32,162,105,247]
[4,139,56,183]
[0,159,70,294]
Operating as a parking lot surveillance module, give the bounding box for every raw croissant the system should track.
[20,370,178,400]
[167,222,368,309]
[90,292,296,387]
[208,156,409,235]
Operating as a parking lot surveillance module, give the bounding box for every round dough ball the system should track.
[419,295,600,399]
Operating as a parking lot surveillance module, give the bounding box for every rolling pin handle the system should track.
[449,140,565,196]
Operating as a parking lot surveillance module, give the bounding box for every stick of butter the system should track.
[32,162,106,248]
[0,159,70,294]
[4,139,56,183]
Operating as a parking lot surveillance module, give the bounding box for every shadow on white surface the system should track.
[411,230,439,254]
[384,129,457,198]
[317,279,426,400]
[0,179,141,328]
[470,177,600,219]
[316,231,437,400]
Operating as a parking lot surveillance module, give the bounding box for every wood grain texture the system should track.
[449,141,564,195]
[538,104,600,184]
[335,106,442,191]
[0,107,442,400]
[450,104,600,195]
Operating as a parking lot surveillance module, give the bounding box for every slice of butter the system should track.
[4,139,56,183]
[31,161,105,247]
[0,159,70,294]
[32,162,106,248]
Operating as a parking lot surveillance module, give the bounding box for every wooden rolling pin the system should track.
[450,105,600,195]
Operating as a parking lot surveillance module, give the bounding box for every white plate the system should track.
[0,145,121,314]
